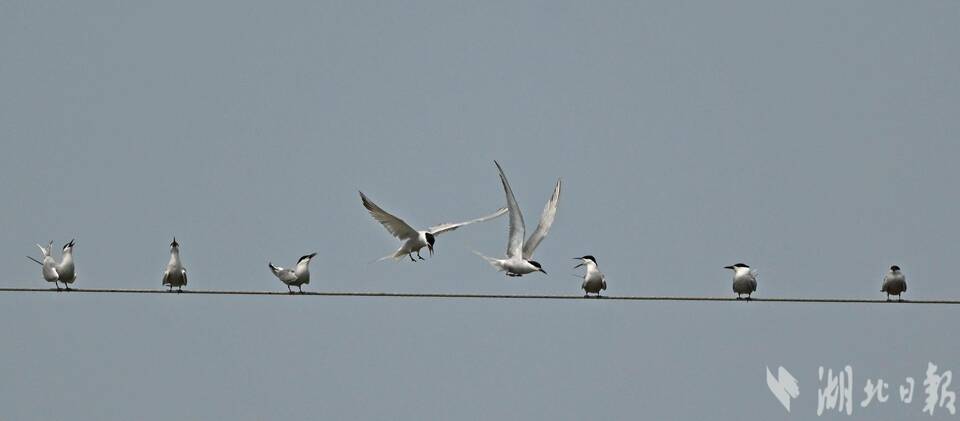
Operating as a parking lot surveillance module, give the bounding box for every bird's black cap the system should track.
[890,265,901,271]
[579,255,597,265]
[171,237,179,247]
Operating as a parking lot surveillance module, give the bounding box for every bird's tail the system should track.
[372,250,404,263]
[472,251,500,268]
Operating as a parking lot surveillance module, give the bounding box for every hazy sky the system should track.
[1,1,959,419]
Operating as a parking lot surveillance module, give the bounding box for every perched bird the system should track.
[27,241,63,290]
[882,265,907,302]
[162,237,188,292]
[575,255,606,297]
[55,239,77,290]
[360,191,507,262]
[724,263,757,299]
[269,253,316,293]
[476,161,560,277]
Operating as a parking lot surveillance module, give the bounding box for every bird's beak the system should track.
[309,252,318,259]
[723,265,734,269]
[574,263,584,268]
[540,269,548,275]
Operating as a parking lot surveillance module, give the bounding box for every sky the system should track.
[1,1,959,419]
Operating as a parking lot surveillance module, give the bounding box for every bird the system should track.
[359,191,507,262]
[882,265,907,302]
[27,241,64,290]
[162,237,188,292]
[269,253,316,293]
[55,239,77,290]
[575,255,606,298]
[476,161,560,277]
[724,263,757,299]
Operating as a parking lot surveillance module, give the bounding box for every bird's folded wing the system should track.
[360,191,418,240]
[182,268,188,285]
[428,207,508,236]
[522,178,561,259]
[495,161,525,258]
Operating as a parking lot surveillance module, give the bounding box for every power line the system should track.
[0,287,955,304]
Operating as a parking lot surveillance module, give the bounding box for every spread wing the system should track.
[495,161,525,258]
[427,207,508,236]
[360,191,418,240]
[522,178,561,259]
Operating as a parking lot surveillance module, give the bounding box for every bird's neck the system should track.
[168,249,181,264]
[295,261,311,275]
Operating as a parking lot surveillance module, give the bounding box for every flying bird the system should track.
[724,263,757,299]
[575,255,606,297]
[360,191,507,262]
[162,237,188,292]
[476,161,560,277]
[269,253,316,293]
[882,265,907,302]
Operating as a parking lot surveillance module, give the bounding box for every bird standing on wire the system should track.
[51,239,78,290]
[162,237,188,292]
[269,253,316,293]
[28,241,64,290]
[882,265,907,302]
[724,263,757,300]
[575,255,606,298]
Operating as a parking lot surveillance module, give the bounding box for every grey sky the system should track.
[1,1,958,419]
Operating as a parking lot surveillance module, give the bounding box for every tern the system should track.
[882,265,907,302]
[360,191,507,262]
[575,255,606,297]
[54,239,77,290]
[162,237,188,292]
[27,241,65,290]
[476,161,560,277]
[724,263,757,300]
[269,253,316,293]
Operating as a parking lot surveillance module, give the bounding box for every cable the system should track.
[0,287,953,304]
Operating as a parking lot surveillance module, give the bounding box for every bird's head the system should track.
[62,239,75,253]
[890,265,901,272]
[170,237,179,249]
[724,263,749,270]
[298,253,318,265]
[574,255,597,268]
[425,232,435,256]
[529,260,547,274]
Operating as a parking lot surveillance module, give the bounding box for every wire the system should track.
[0,287,954,304]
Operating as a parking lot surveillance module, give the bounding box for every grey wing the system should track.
[427,207,508,236]
[181,268,188,286]
[522,178,561,259]
[162,269,169,285]
[495,161,525,258]
[360,191,418,240]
